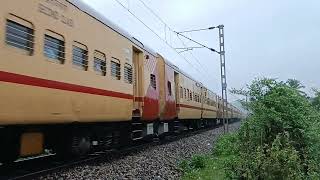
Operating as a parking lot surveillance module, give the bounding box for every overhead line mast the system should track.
[115,0,229,132]
[175,25,229,133]
[217,25,228,133]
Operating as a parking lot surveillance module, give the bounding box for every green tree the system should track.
[312,89,320,110]
[286,79,307,97]
[221,78,320,179]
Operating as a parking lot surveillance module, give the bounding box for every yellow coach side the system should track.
[202,89,218,119]
[0,0,144,125]
[177,73,202,120]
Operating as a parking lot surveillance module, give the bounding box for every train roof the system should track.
[66,0,157,56]
[68,0,221,100]
[164,58,204,87]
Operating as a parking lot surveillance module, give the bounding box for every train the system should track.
[0,0,243,163]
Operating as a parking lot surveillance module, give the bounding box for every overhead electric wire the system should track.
[114,0,208,79]
[175,32,218,53]
[137,0,170,29]
[176,34,220,85]
[134,0,218,84]
[176,27,216,34]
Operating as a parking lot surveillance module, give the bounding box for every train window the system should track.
[73,42,88,70]
[94,51,107,76]
[111,58,121,80]
[150,74,156,89]
[124,63,133,84]
[180,86,183,98]
[187,89,189,100]
[5,19,34,55]
[167,81,172,96]
[184,88,187,99]
[44,32,65,63]
[189,91,192,101]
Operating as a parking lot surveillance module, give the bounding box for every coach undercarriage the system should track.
[0,118,225,164]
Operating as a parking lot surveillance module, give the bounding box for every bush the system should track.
[215,78,320,179]
[213,133,239,157]
[179,155,207,173]
[181,78,320,179]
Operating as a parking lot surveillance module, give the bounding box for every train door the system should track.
[132,47,143,117]
[174,72,179,105]
[200,87,204,118]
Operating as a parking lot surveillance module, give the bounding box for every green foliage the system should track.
[181,78,320,179]
[224,133,305,179]
[181,157,227,180]
[179,155,207,173]
[312,89,320,111]
[213,133,239,157]
[222,78,320,179]
[190,155,206,169]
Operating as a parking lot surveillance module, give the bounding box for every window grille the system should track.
[6,20,34,54]
[73,43,88,70]
[111,59,121,80]
[124,63,133,84]
[44,34,65,63]
[150,74,156,89]
[94,51,106,76]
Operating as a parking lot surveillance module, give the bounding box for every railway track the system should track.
[0,124,226,180]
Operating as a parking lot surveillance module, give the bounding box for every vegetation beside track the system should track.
[180,78,320,179]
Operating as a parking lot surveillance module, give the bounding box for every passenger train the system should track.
[0,0,242,163]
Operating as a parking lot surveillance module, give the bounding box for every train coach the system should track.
[0,0,242,163]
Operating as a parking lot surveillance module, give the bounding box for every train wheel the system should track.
[70,133,91,157]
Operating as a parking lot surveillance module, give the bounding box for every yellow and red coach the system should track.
[0,0,242,163]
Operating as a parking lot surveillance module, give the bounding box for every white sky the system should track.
[82,0,320,100]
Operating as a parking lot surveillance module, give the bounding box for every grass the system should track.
[181,156,227,180]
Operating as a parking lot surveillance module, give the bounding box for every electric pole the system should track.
[218,25,228,133]
[175,25,229,133]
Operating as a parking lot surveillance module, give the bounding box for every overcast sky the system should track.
[82,0,320,100]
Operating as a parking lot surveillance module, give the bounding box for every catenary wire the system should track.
[114,0,209,80]
[134,0,218,85]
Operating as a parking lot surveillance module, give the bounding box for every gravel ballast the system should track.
[41,122,241,180]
